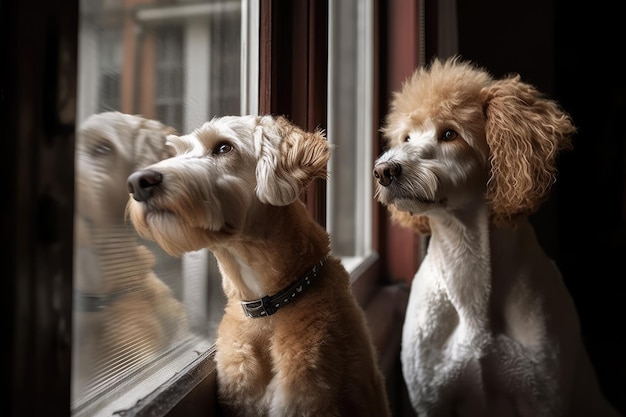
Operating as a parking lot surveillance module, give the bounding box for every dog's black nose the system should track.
[373,161,401,187]
[127,169,163,202]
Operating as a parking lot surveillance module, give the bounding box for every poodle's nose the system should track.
[373,161,401,187]
[127,169,163,202]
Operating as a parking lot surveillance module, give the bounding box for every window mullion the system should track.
[259,0,328,227]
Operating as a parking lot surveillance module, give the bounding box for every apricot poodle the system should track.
[373,57,621,417]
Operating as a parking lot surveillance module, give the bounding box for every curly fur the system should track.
[374,57,620,417]
[126,115,390,417]
[482,75,575,225]
[380,57,575,232]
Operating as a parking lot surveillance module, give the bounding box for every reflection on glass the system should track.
[73,0,242,414]
[73,112,188,403]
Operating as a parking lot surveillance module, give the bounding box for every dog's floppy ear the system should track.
[481,75,575,226]
[255,116,330,206]
[131,116,177,170]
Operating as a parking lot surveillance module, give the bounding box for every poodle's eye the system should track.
[214,142,233,155]
[440,129,458,142]
[404,135,411,142]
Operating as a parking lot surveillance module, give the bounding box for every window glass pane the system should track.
[98,29,122,112]
[73,1,251,414]
[327,0,374,272]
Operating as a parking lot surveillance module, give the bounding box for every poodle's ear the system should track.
[132,116,177,169]
[481,75,575,226]
[388,204,431,235]
[255,116,330,206]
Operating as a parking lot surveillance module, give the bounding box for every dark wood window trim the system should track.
[259,0,328,226]
[3,0,78,415]
[378,0,426,285]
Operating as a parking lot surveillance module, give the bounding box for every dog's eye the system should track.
[440,129,458,142]
[89,142,113,157]
[214,143,233,155]
[404,135,411,142]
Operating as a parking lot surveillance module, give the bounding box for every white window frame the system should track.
[326,0,377,279]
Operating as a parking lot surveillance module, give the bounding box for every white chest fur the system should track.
[400,219,567,417]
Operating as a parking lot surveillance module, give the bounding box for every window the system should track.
[327,0,376,275]
[98,29,122,113]
[4,0,416,415]
[155,25,185,129]
[72,1,250,415]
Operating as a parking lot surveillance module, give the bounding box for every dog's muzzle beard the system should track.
[373,159,437,208]
[127,168,241,257]
[127,169,194,254]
